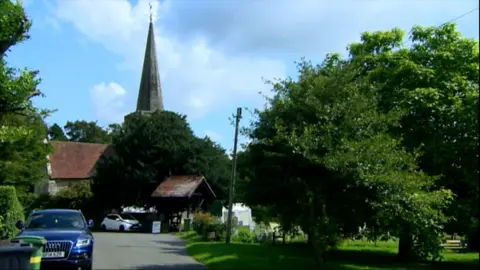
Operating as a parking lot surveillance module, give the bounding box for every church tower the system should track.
[124,9,163,122]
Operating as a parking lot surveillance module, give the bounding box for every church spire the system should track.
[135,4,163,112]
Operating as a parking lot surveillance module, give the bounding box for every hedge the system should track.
[0,186,25,240]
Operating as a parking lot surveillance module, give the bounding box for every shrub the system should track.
[55,180,93,209]
[233,230,255,244]
[192,211,214,235]
[0,186,25,240]
[206,222,227,241]
[18,192,53,217]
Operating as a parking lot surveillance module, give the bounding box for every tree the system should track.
[0,114,51,194]
[55,180,93,209]
[346,23,478,248]
[240,53,452,264]
[0,0,51,143]
[0,0,51,194]
[92,111,230,211]
[47,123,67,141]
[64,120,112,144]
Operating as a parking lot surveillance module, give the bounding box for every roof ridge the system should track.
[50,140,110,146]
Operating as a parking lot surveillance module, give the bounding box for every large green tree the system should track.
[0,0,50,143]
[47,123,67,141]
[239,29,458,262]
[63,120,113,144]
[0,0,51,194]
[92,111,230,211]
[48,121,121,143]
[346,23,478,245]
[0,114,50,193]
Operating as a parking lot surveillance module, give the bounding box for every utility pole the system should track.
[226,107,242,244]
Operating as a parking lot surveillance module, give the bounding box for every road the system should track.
[92,232,207,270]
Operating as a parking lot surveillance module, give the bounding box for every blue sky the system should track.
[7,0,479,152]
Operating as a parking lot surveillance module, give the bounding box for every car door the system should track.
[110,214,122,230]
[105,214,117,230]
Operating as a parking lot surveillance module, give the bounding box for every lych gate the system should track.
[151,174,216,232]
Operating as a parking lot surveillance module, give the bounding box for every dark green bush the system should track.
[18,192,53,216]
[233,230,255,243]
[0,186,25,240]
[206,222,227,241]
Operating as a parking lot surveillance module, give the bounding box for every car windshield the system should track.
[120,213,136,220]
[25,212,86,230]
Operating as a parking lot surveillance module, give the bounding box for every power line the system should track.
[406,7,478,36]
[437,7,479,28]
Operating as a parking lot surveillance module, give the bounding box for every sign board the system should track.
[152,221,161,234]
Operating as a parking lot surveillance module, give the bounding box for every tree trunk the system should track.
[467,231,479,251]
[398,226,413,263]
[310,234,325,265]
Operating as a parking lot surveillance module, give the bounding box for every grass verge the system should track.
[175,232,479,270]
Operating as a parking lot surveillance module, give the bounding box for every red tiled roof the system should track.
[49,141,113,179]
[151,175,216,198]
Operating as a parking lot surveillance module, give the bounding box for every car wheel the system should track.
[119,225,125,232]
[101,224,107,231]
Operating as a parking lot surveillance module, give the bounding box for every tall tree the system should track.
[0,0,51,195]
[47,123,67,141]
[0,0,51,143]
[64,120,112,144]
[240,55,451,263]
[0,114,51,194]
[347,23,478,246]
[92,111,230,210]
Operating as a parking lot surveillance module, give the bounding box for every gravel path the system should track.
[92,232,207,270]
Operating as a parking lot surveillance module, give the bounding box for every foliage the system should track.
[63,120,113,144]
[347,23,479,237]
[0,0,52,143]
[47,123,67,141]
[237,24,469,263]
[207,222,227,241]
[192,211,214,235]
[93,110,230,209]
[0,114,51,193]
[233,230,255,244]
[55,180,93,209]
[0,185,24,240]
[47,121,121,143]
[17,192,51,216]
[0,0,52,206]
[210,200,223,217]
[18,181,96,222]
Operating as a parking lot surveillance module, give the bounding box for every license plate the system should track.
[43,252,65,258]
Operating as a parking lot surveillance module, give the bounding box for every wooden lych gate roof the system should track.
[151,175,216,199]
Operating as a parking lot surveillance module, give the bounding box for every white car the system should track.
[100,213,142,232]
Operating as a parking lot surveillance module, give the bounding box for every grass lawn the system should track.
[175,232,479,270]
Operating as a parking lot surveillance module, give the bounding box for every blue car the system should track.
[15,209,94,270]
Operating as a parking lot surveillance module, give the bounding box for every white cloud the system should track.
[50,0,286,120]
[161,0,479,56]
[204,130,223,142]
[49,0,478,123]
[90,82,127,123]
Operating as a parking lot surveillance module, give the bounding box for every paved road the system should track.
[93,232,207,270]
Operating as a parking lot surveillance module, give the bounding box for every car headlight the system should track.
[76,239,91,247]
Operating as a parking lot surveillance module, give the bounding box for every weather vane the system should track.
[149,2,153,23]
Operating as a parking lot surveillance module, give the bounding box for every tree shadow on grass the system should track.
[328,249,478,270]
[184,242,479,270]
